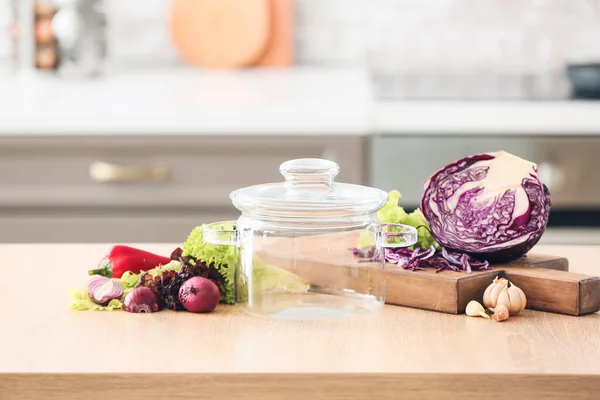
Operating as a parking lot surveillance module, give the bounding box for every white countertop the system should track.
[2,65,600,136]
[373,100,600,135]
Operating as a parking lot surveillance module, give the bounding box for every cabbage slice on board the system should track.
[420,151,551,263]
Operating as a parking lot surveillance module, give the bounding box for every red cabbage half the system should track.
[420,151,551,263]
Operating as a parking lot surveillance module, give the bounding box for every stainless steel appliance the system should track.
[370,135,600,245]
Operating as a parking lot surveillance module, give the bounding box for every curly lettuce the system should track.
[69,288,123,311]
[118,260,182,295]
[182,224,237,304]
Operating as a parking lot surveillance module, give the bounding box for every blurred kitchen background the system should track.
[1,0,600,245]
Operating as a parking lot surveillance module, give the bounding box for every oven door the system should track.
[370,135,600,245]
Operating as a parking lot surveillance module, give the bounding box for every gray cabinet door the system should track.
[0,135,366,243]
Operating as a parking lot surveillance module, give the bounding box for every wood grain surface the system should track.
[1,243,600,400]
[504,267,600,315]
[259,232,599,315]
[2,373,600,400]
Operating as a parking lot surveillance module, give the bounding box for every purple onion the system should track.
[90,279,124,306]
[123,287,162,313]
[87,276,124,305]
[87,276,108,297]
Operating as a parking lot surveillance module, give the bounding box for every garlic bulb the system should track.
[483,277,527,315]
[465,300,490,320]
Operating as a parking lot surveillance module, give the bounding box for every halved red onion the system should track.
[90,279,124,306]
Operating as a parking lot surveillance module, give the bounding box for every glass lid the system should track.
[230,158,389,218]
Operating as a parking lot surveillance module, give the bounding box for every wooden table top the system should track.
[1,243,600,400]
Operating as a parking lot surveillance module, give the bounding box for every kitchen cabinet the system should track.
[0,136,367,243]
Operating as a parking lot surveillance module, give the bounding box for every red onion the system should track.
[178,276,219,313]
[123,287,162,313]
[88,278,123,306]
[87,276,109,298]
[87,276,124,305]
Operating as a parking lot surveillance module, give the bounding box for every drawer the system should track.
[0,208,240,243]
[0,136,366,208]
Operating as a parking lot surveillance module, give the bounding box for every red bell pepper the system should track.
[88,245,171,279]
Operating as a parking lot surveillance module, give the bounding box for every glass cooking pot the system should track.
[204,158,417,319]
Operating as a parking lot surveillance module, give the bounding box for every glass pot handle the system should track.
[202,221,239,246]
[380,223,418,248]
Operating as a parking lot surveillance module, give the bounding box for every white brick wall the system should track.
[1,0,600,71]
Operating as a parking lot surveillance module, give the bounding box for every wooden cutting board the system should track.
[169,0,272,69]
[257,232,600,316]
[256,0,294,67]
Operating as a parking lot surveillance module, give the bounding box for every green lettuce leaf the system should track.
[359,189,439,250]
[118,271,140,294]
[69,288,123,311]
[236,255,310,303]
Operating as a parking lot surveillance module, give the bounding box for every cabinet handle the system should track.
[89,161,169,183]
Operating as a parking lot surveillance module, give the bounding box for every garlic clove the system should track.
[487,278,508,308]
[465,300,490,319]
[488,289,499,308]
[491,304,510,322]
[482,282,494,308]
[506,285,523,315]
[488,283,508,308]
[498,286,511,307]
[516,284,527,311]
[483,277,504,307]
[507,283,527,315]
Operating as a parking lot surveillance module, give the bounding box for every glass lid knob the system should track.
[279,158,340,187]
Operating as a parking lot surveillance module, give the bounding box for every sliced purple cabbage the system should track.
[349,246,376,259]
[350,244,493,274]
[384,248,402,264]
[420,151,551,263]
